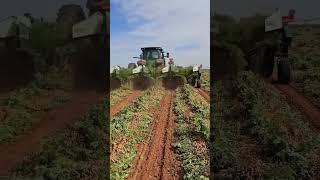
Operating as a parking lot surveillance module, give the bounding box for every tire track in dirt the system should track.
[195,88,210,102]
[274,84,320,130]
[110,90,142,116]
[0,91,103,176]
[128,91,181,180]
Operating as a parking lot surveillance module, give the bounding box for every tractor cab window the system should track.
[146,50,160,60]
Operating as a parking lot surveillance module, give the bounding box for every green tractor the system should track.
[130,47,185,90]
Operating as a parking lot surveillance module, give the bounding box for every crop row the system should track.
[236,71,320,178]
[13,97,108,179]
[110,85,132,106]
[201,70,210,92]
[110,86,165,179]
[0,82,71,143]
[173,86,209,179]
[183,85,209,138]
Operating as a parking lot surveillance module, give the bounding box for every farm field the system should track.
[0,2,108,178]
[110,81,210,179]
[213,13,320,179]
[0,70,106,178]
[213,73,320,179]
[289,25,320,107]
[201,69,210,93]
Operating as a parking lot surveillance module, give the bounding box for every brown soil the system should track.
[197,88,210,102]
[192,138,209,161]
[0,91,103,176]
[128,91,182,180]
[192,138,210,177]
[110,90,142,116]
[111,135,131,163]
[274,84,320,130]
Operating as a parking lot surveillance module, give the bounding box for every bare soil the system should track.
[110,90,142,116]
[274,84,320,130]
[197,88,210,102]
[128,91,182,180]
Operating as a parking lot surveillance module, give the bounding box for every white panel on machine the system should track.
[0,17,16,38]
[133,66,143,74]
[265,9,283,32]
[162,65,169,73]
[193,65,199,72]
[72,12,103,38]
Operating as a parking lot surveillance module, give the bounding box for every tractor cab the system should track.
[132,47,169,74]
[138,47,168,68]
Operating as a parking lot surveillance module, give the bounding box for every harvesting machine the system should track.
[188,64,203,88]
[0,15,36,92]
[130,47,178,89]
[129,47,202,89]
[246,9,295,84]
[72,0,108,91]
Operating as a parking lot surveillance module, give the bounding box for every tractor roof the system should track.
[141,47,163,51]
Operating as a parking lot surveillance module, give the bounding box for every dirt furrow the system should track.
[196,88,210,102]
[0,91,103,176]
[274,84,320,130]
[128,91,181,180]
[110,90,141,116]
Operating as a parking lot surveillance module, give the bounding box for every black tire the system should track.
[194,78,200,88]
[278,58,291,84]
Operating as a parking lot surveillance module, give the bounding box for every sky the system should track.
[110,0,210,68]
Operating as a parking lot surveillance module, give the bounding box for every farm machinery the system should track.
[72,0,108,91]
[188,64,203,88]
[246,9,295,84]
[128,47,202,89]
[0,15,40,92]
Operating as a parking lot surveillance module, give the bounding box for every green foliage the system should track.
[177,66,194,78]
[110,87,165,179]
[110,86,131,106]
[214,41,247,75]
[13,98,108,180]
[236,71,320,178]
[0,85,70,143]
[183,85,209,138]
[173,88,209,179]
[117,67,132,84]
[215,13,268,53]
